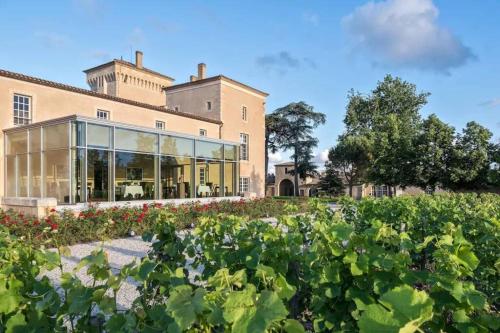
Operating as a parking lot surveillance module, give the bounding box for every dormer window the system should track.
[97,110,109,120]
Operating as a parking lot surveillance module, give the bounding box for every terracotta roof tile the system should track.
[0,68,221,124]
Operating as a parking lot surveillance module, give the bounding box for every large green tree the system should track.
[344,75,430,195]
[414,114,455,192]
[318,161,344,197]
[265,113,286,183]
[273,102,326,196]
[328,135,370,197]
[447,121,493,190]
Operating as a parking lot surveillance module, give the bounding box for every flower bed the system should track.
[0,197,307,246]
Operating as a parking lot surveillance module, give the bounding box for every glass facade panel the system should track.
[160,156,193,199]
[72,149,85,203]
[30,153,41,197]
[195,141,223,159]
[224,162,237,196]
[6,131,27,154]
[4,119,239,203]
[6,156,16,196]
[44,150,70,203]
[87,149,110,202]
[30,128,41,152]
[115,152,156,200]
[196,159,222,197]
[72,122,86,147]
[18,154,28,197]
[44,123,70,150]
[160,135,194,157]
[224,145,237,161]
[115,128,157,153]
[87,124,111,148]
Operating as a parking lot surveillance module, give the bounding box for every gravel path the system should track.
[41,216,291,310]
[43,236,152,310]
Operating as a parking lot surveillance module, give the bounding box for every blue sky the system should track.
[0,0,499,165]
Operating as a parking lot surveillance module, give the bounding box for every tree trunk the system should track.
[293,148,299,197]
[264,138,269,184]
[388,186,393,197]
[349,184,353,198]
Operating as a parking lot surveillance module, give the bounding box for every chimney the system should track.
[190,75,198,82]
[135,51,143,69]
[197,63,206,80]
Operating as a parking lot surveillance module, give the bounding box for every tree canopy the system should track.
[267,102,326,196]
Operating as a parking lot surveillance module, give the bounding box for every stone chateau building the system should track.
[1,51,267,215]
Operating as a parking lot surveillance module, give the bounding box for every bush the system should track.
[0,194,498,332]
[0,198,305,247]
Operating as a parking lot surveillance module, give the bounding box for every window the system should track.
[206,101,212,111]
[371,185,389,198]
[199,167,206,185]
[13,94,31,125]
[174,105,180,112]
[239,133,249,160]
[239,177,249,193]
[242,106,247,121]
[156,120,166,130]
[97,110,109,120]
[199,129,207,137]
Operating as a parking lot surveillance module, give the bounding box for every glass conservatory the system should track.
[4,116,239,204]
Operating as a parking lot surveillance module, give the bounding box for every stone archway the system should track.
[279,179,294,196]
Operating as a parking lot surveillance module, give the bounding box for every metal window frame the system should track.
[3,115,240,204]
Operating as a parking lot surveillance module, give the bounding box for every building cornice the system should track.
[83,59,175,82]
[164,75,269,97]
[0,68,222,125]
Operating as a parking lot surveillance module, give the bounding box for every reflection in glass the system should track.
[30,128,41,152]
[115,128,157,153]
[160,135,193,157]
[115,152,156,201]
[6,156,16,196]
[87,150,110,202]
[44,123,69,150]
[195,141,223,159]
[224,162,237,196]
[72,122,86,147]
[72,149,85,203]
[6,131,27,154]
[30,153,41,197]
[18,155,28,197]
[87,124,111,148]
[161,156,193,199]
[224,145,237,161]
[44,150,70,203]
[196,159,222,197]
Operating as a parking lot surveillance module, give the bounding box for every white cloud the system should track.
[269,152,283,163]
[480,98,500,109]
[256,51,317,75]
[128,27,144,45]
[314,149,329,165]
[34,32,69,48]
[89,50,111,61]
[303,12,320,26]
[342,0,474,74]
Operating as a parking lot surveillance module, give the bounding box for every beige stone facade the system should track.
[270,162,411,199]
[0,51,267,208]
[272,162,320,197]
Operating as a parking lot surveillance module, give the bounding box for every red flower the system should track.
[50,208,56,213]
[33,219,40,226]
